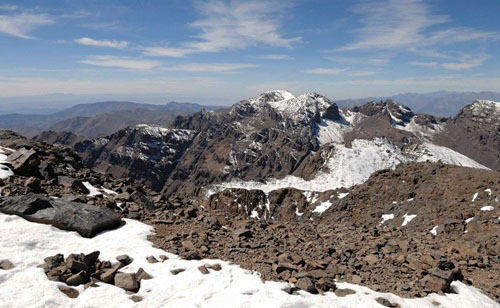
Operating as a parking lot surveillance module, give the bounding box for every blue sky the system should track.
[0,0,499,105]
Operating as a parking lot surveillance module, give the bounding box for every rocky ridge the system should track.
[35,92,497,199]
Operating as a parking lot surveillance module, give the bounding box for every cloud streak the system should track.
[80,56,163,70]
[143,0,300,57]
[165,63,257,73]
[339,0,496,51]
[74,37,128,49]
[305,68,345,75]
[0,13,54,39]
[254,54,292,60]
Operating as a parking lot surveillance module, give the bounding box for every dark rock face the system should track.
[72,125,197,191]
[0,194,122,238]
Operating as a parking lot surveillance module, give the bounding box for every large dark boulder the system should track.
[0,194,122,238]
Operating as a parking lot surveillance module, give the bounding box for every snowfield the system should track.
[0,213,498,308]
[208,138,488,195]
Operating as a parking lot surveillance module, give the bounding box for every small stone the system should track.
[351,275,362,284]
[67,260,89,273]
[100,264,121,283]
[114,273,139,292]
[170,268,185,275]
[334,288,356,297]
[363,254,378,264]
[136,268,152,281]
[209,264,222,271]
[296,277,317,294]
[116,255,132,265]
[66,271,88,286]
[181,240,196,251]
[198,265,210,274]
[0,260,15,270]
[376,297,398,307]
[58,286,79,298]
[159,255,169,262]
[130,295,143,302]
[146,256,159,263]
[84,251,100,266]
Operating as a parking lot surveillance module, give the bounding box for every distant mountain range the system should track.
[337,91,500,116]
[0,101,222,137]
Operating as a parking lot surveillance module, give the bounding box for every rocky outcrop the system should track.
[72,125,197,191]
[0,194,122,238]
[42,251,151,294]
[434,100,500,170]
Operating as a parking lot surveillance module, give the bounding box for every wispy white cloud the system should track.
[80,56,163,70]
[0,4,18,11]
[325,56,390,66]
[305,68,345,75]
[142,46,194,58]
[254,54,292,60]
[74,37,128,49]
[410,54,489,70]
[442,54,489,70]
[350,71,377,77]
[0,13,54,39]
[409,61,439,68]
[339,0,496,51]
[165,63,257,73]
[143,0,300,57]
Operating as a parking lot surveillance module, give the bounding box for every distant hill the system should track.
[337,91,500,116]
[0,101,222,137]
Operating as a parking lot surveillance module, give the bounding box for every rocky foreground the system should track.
[1,130,498,304]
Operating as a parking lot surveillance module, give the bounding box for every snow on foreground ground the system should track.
[0,214,498,308]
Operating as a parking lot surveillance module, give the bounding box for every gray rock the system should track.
[0,194,122,238]
[334,288,356,297]
[0,260,14,270]
[136,268,152,281]
[146,256,158,263]
[114,273,139,292]
[66,271,88,286]
[296,277,317,294]
[58,286,79,298]
[198,265,209,274]
[116,255,132,265]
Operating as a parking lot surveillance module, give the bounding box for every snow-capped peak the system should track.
[258,90,296,103]
[470,99,500,113]
[250,90,336,122]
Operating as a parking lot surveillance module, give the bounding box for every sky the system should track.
[0,0,500,106]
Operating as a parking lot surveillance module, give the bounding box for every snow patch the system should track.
[430,225,438,236]
[402,213,417,227]
[472,193,479,202]
[380,214,394,224]
[338,192,349,199]
[313,200,332,214]
[480,206,494,211]
[209,138,487,195]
